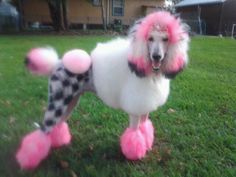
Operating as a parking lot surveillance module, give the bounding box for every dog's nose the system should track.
[152,54,162,61]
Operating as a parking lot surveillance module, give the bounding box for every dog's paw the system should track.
[120,128,147,160]
[139,119,154,151]
[48,122,71,148]
[16,130,51,169]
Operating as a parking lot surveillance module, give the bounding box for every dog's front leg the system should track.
[120,114,154,160]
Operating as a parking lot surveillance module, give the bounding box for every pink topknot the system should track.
[136,11,183,43]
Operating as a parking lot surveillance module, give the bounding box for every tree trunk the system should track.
[18,0,24,30]
[47,0,63,31]
[101,0,107,31]
[62,0,68,30]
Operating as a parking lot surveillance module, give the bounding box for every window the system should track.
[92,0,100,6]
[112,0,124,16]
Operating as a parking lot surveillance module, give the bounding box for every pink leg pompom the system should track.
[49,122,71,148]
[120,128,147,160]
[16,130,51,170]
[139,119,154,150]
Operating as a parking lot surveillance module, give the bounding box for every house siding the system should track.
[22,0,163,27]
[109,0,163,25]
[176,0,236,36]
[23,0,51,24]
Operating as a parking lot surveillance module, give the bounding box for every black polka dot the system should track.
[63,79,70,87]
[72,84,79,92]
[54,91,63,100]
[84,71,89,76]
[48,103,55,110]
[57,67,63,72]
[49,96,53,102]
[51,75,58,81]
[77,75,84,81]
[64,95,73,105]
[65,69,75,77]
[45,119,54,126]
[55,109,62,117]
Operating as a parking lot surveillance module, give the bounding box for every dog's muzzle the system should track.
[152,61,161,71]
[150,53,163,72]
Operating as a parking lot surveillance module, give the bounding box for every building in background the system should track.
[175,0,236,36]
[18,0,164,30]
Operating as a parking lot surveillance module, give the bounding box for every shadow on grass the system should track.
[1,128,172,177]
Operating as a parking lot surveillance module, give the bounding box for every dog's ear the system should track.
[162,32,189,79]
[128,37,151,76]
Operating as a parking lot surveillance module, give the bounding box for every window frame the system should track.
[92,0,101,6]
[112,0,124,17]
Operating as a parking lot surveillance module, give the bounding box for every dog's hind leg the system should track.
[40,67,94,148]
[44,95,80,148]
[41,66,93,132]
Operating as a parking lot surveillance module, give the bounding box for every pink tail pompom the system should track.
[16,130,51,170]
[120,128,147,160]
[26,47,59,75]
[62,49,91,74]
[49,122,71,148]
[139,119,154,150]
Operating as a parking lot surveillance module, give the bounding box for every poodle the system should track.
[16,11,190,169]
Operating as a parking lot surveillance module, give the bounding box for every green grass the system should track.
[0,35,235,177]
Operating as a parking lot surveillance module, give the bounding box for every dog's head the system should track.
[128,11,190,78]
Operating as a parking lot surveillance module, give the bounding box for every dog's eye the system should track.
[162,37,168,42]
[148,37,154,42]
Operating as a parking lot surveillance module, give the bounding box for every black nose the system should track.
[152,54,162,61]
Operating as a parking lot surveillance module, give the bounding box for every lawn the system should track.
[0,35,235,177]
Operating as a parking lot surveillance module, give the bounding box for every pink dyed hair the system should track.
[136,11,183,43]
[129,11,186,74]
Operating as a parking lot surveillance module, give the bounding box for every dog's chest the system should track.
[119,75,170,115]
[93,60,170,115]
[91,38,170,115]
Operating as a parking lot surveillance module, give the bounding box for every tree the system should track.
[11,0,25,30]
[47,0,68,31]
[164,0,183,13]
[100,0,107,31]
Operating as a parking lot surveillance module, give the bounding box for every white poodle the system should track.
[16,11,189,169]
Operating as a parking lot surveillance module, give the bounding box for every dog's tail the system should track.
[25,48,92,76]
[25,47,59,76]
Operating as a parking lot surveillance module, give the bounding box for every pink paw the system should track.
[120,128,147,160]
[139,119,154,150]
[16,130,51,169]
[48,122,72,148]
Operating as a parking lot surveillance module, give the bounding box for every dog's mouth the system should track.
[151,61,162,71]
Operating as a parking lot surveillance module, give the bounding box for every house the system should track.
[175,0,236,36]
[20,0,164,30]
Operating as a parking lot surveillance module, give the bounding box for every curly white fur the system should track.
[91,38,170,116]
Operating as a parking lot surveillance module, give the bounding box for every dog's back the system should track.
[91,38,131,108]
